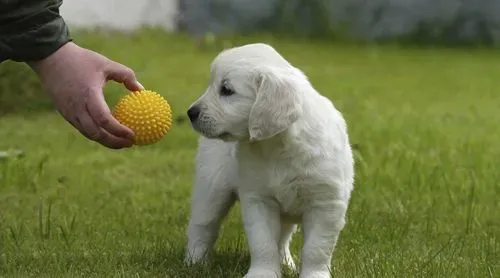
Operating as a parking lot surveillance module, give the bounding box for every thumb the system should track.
[104,60,145,91]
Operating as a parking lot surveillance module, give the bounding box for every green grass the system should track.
[0,29,499,277]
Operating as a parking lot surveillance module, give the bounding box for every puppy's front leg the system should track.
[300,200,348,278]
[241,194,282,278]
[185,182,235,265]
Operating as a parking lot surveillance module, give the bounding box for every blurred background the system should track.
[2,0,500,115]
[0,0,498,110]
[62,0,500,44]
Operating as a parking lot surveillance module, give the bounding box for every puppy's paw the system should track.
[183,252,208,266]
[243,268,281,278]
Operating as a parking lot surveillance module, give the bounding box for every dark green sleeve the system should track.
[0,0,72,63]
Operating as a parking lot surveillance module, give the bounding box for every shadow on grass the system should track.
[0,244,252,277]
[0,243,307,277]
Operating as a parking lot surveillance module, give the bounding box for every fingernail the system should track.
[136,81,145,90]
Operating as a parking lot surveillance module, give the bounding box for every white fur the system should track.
[184,43,354,278]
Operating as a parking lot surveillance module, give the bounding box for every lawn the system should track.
[0,29,499,277]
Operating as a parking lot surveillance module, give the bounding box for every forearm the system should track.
[0,0,72,63]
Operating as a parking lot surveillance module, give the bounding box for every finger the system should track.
[104,60,144,91]
[56,109,93,139]
[77,112,133,149]
[85,87,135,141]
[58,106,130,149]
[75,112,104,142]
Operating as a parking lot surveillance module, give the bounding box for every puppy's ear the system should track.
[248,67,303,141]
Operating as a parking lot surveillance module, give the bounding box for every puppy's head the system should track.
[187,43,304,142]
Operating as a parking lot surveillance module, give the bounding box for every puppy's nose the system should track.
[187,106,201,122]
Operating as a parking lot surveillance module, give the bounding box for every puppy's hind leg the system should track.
[279,221,298,272]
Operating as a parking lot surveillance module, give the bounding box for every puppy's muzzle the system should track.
[187,106,201,123]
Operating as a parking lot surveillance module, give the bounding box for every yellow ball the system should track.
[112,90,173,146]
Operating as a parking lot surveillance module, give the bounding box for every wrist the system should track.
[27,42,78,75]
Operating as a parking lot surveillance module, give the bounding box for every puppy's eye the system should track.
[220,82,235,96]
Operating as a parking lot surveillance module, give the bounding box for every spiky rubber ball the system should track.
[112,90,172,146]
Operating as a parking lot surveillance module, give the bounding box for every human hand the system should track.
[29,42,143,149]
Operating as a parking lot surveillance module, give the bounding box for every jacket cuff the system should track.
[2,15,72,62]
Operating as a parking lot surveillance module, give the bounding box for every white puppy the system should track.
[184,43,354,278]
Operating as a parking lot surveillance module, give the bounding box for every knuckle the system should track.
[123,67,135,79]
[96,115,111,126]
[86,131,101,141]
[124,67,134,75]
